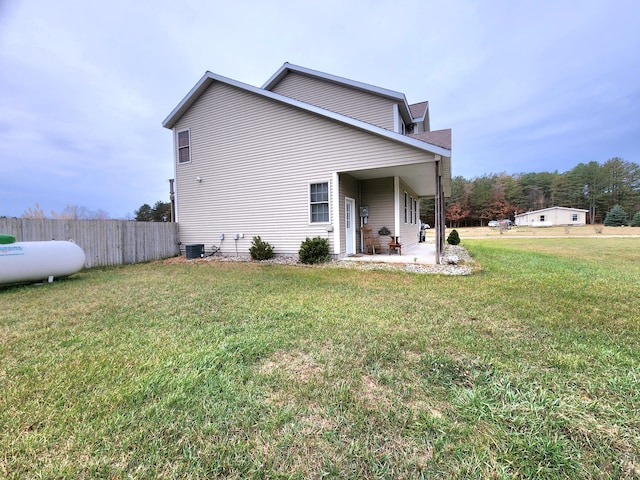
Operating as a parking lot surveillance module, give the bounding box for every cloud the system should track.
[1,0,639,216]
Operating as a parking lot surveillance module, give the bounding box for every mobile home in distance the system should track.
[515,207,588,227]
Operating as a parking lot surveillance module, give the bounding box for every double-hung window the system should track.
[404,192,408,223]
[571,213,578,221]
[310,182,329,223]
[413,198,418,224]
[177,130,191,163]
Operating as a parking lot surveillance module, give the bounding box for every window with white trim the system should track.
[404,192,408,223]
[310,182,329,223]
[413,198,418,224]
[540,215,545,222]
[409,196,414,224]
[177,130,191,163]
[572,213,578,221]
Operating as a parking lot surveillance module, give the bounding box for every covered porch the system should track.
[335,155,450,263]
[341,241,437,265]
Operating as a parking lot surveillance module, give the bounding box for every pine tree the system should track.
[630,211,640,227]
[603,204,629,226]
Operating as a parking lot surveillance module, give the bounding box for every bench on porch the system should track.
[388,236,402,255]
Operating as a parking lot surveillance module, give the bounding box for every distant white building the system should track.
[515,207,588,227]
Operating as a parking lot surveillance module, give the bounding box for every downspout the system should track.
[169,178,176,222]
[439,172,445,258]
[171,129,179,225]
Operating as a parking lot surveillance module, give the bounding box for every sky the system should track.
[1,0,639,219]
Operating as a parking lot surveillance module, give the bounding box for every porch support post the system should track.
[434,158,444,263]
[331,172,341,255]
[393,176,400,238]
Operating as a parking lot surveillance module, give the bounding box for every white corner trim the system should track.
[332,172,340,255]
[393,104,400,133]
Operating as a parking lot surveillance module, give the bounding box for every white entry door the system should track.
[345,197,356,255]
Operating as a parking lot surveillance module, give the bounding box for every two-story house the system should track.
[162,63,452,261]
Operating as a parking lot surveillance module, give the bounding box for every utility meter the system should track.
[359,206,369,225]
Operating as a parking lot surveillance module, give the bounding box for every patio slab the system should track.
[343,242,437,265]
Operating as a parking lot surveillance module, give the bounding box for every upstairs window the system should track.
[310,182,329,223]
[177,130,191,163]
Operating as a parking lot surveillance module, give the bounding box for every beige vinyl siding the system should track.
[414,118,428,134]
[270,72,396,131]
[173,82,435,255]
[360,178,394,250]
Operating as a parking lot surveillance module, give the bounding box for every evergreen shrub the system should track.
[604,205,629,226]
[299,237,329,264]
[447,229,461,245]
[249,236,275,260]
[631,211,640,227]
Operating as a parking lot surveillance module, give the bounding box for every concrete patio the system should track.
[342,241,438,265]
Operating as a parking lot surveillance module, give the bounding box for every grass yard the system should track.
[1,238,639,478]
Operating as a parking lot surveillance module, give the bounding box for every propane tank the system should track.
[0,239,86,285]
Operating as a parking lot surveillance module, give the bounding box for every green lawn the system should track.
[1,238,639,479]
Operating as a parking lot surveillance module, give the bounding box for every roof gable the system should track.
[409,101,429,120]
[262,62,417,124]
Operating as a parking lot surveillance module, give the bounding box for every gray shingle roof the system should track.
[409,101,429,120]
[408,129,451,150]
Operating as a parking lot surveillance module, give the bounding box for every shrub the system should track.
[249,236,274,260]
[604,204,629,226]
[298,237,329,264]
[447,229,460,245]
[631,211,640,227]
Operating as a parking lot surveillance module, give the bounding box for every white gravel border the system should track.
[181,244,476,275]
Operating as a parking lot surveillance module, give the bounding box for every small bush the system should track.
[249,236,274,260]
[447,229,461,245]
[298,237,329,264]
[631,211,640,227]
[604,204,629,226]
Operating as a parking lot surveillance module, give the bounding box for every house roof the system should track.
[515,206,589,217]
[262,62,419,124]
[408,129,451,150]
[162,70,451,158]
[409,101,429,120]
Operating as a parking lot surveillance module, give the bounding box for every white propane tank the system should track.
[0,240,86,285]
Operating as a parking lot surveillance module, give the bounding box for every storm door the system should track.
[345,197,355,255]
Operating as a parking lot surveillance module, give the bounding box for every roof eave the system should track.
[163,71,451,158]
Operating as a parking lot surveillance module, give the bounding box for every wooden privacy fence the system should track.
[0,218,180,268]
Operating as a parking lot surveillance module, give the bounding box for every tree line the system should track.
[22,203,110,220]
[18,158,639,226]
[421,158,640,226]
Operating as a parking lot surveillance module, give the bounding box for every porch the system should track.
[341,241,437,265]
